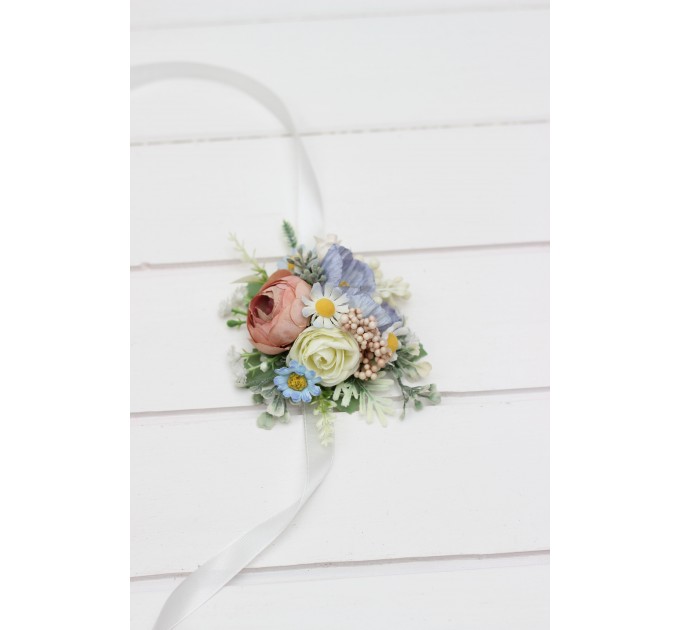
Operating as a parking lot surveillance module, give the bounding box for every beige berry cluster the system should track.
[340,307,393,381]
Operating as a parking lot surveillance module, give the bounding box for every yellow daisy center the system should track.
[287,373,308,391]
[315,297,336,318]
[287,262,295,271]
[387,332,399,352]
[339,280,350,288]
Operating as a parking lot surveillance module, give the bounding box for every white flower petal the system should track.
[310,283,323,299]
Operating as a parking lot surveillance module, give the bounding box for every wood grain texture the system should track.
[131,246,549,413]
[132,392,548,576]
[132,123,548,265]
[131,10,548,142]
[132,0,549,30]
[131,553,549,629]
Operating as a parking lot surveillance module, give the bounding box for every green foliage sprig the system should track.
[394,378,441,419]
[385,342,440,418]
[228,233,269,285]
[387,342,431,381]
[226,313,248,328]
[282,220,298,249]
[225,234,269,327]
[312,388,337,446]
[287,247,326,285]
[242,350,286,389]
[240,350,291,429]
[332,375,395,426]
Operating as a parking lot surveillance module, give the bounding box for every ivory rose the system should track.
[288,327,362,386]
[247,270,312,355]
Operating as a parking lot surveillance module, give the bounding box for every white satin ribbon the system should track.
[132,63,333,630]
[131,62,324,247]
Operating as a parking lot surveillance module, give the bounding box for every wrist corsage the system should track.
[222,221,441,445]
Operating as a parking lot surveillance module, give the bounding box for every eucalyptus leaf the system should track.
[266,393,287,418]
[257,412,276,430]
[245,366,273,389]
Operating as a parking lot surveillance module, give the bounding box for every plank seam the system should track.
[131,118,549,148]
[130,386,549,419]
[131,549,550,582]
[132,4,549,32]
[131,241,550,272]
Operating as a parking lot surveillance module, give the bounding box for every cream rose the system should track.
[288,327,361,386]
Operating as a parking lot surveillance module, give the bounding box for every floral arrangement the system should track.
[221,221,440,445]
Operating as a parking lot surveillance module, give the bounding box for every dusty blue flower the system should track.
[320,244,400,331]
[348,292,401,331]
[321,245,376,296]
[274,360,322,403]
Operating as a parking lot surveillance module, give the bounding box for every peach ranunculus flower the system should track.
[247,270,312,355]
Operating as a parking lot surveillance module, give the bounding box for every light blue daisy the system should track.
[274,360,322,404]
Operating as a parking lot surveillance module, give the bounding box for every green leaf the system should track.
[427,384,442,404]
[246,281,264,299]
[356,375,395,426]
[228,233,269,280]
[332,381,362,414]
[282,220,298,249]
[266,393,287,418]
[312,390,337,446]
[243,352,282,389]
[340,396,361,414]
[245,366,271,388]
[232,274,265,284]
[333,381,358,406]
[257,412,277,430]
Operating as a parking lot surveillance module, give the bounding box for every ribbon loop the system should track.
[132,63,332,630]
[131,62,324,247]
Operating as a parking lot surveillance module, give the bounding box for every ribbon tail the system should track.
[153,410,333,630]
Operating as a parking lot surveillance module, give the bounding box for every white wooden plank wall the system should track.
[131,1,549,627]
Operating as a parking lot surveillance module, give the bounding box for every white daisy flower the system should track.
[382,321,409,362]
[301,283,350,328]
